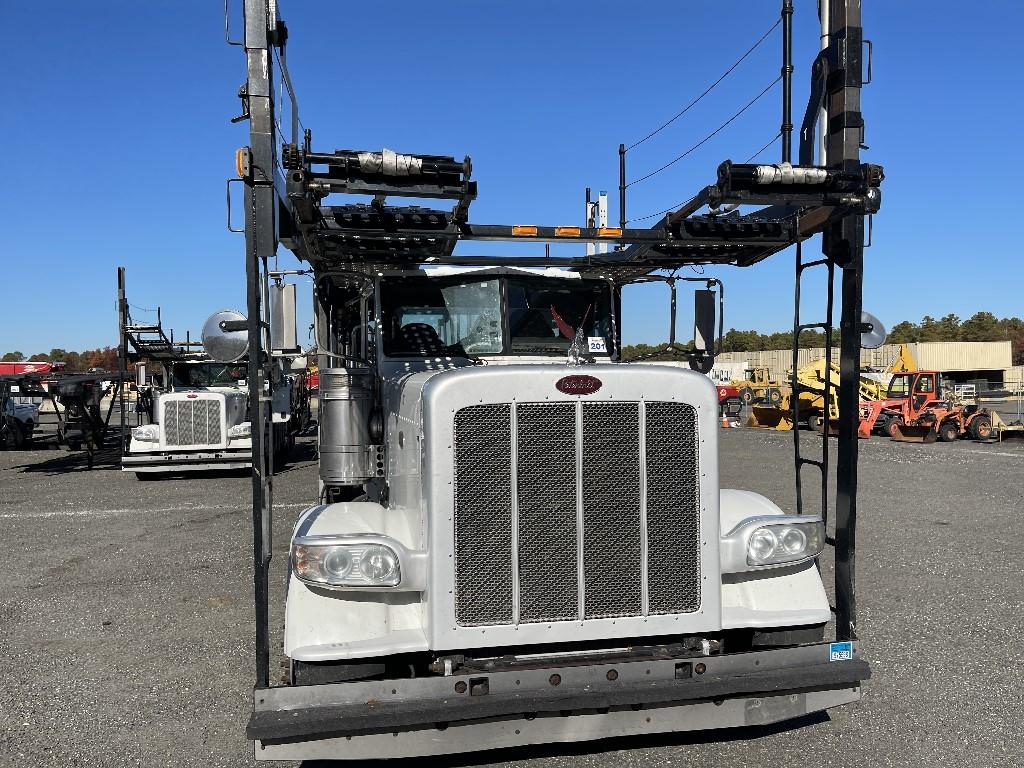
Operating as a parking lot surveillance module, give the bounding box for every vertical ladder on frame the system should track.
[789,228,836,540]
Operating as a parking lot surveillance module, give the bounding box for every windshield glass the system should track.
[507,278,611,355]
[381,277,503,356]
[172,363,245,388]
[380,274,613,358]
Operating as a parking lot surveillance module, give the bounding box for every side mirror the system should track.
[692,289,717,353]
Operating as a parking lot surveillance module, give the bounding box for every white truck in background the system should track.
[121,308,309,478]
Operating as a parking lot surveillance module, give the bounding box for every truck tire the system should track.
[938,421,960,442]
[968,415,992,440]
[739,387,754,405]
[768,388,782,404]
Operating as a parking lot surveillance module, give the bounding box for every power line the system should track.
[625,134,783,224]
[626,18,781,152]
[744,132,782,163]
[626,194,698,224]
[627,76,782,188]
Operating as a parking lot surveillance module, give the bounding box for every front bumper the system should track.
[121,449,251,473]
[250,642,868,761]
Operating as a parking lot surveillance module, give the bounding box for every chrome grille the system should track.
[645,402,702,614]
[516,403,578,623]
[453,405,513,626]
[582,402,642,618]
[163,398,222,447]
[452,400,701,627]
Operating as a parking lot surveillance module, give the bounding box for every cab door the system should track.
[911,372,936,414]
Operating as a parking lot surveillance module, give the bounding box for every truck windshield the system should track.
[380,274,613,358]
[172,363,245,388]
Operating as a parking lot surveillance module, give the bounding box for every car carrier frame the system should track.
[230,0,881,759]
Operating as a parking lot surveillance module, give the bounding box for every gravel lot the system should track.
[1,428,1022,767]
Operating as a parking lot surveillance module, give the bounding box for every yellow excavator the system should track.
[745,346,916,432]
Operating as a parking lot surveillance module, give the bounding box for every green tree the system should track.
[1,351,25,362]
[960,311,999,342]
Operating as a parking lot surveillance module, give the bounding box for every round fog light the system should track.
[780,527,808,555]
[322,548,354,579]
[747,528,777,564]
[359,545,398,583]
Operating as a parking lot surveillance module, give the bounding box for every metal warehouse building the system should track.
[715,341,1015,387]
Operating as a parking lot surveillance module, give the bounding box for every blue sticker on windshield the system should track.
[829,641,853,661]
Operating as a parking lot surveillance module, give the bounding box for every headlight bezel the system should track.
[290,534,425,592]
[131,424,159,442]
[720,515,825,573]
[227,422,251,439]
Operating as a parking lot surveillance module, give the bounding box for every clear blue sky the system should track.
[2,1,1020,354]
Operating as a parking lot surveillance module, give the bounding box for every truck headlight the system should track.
[745,520,823,566]
[131,425,159,442]
[721,515,824,572]
[228,423,251,438]
[292,537,401,588]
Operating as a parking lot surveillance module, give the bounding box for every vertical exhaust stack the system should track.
[318,367,374,486]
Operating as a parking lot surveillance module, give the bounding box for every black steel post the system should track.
[781,0,794,163]
[241,0,279,690]
[823,0,865,642]
[618,144,626,230]
[117,267,128,453]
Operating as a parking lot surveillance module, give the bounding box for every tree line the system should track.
[1,347,121,371]
[7,312,1023,367]
[621,312,1024,364]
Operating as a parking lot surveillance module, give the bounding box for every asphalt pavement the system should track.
[1,428,1022,767]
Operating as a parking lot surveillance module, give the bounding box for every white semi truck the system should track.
[121,311,308,477]
[232,0,882,760]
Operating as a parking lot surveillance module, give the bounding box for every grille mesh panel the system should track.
[582,402,642,618]
[644,402,702,614]
[453,405,513,626]
[163,399,222,447]
[516,403,578,623]
[451,398,703,628]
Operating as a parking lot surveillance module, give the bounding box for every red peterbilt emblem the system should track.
[186,394,199,399]
[556,375,602,395]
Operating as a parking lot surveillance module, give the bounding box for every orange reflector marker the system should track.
[598,227,622,237]
[512,225,538,236]
[236,148,248,178]
[555,226,581,237]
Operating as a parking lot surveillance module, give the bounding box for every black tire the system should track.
[739,387,754,406]
[135,473,158,481]
[968,415,992,440]
[768,388,783,405]
[883,416,904,439]
[938,421,960,442]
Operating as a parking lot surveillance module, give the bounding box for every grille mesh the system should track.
[582,402,642,618]
[644,402,702,614]
[452,398,702,628]
[453,405,513,626]
[163,399,222,447]
[516,403,578,623]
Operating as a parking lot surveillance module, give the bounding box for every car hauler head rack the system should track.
[230,0,882,759]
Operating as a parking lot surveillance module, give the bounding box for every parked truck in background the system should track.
[121,310,310,477]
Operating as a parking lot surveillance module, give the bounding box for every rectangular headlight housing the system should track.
[228,422,251,439]
[720,516,824,572]
[292,536,402,589]
[131,424,159,442]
